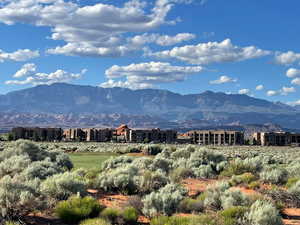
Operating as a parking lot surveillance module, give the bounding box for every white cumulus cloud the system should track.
[291,77,300,85]
[147,39,270,65]
[0,0,199,57]
[267,90,279,96]
[6,63,86,85]
[238,89,250,95]
[129,33,195,46]
[209,75,237,84]
[287,99,300,106]
[266,86,296,96]
[13,63,37,78]
[100,79,154,90]
[286,68,300,78]
[275,51,300,65]
[280,86,296,95]
[101,61,203,89]
[0,49,39,62]
[255,84,264,90]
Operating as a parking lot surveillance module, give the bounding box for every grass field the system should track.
[68,152,118,169]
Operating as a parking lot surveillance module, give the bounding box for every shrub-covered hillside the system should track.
[1,141,300,225]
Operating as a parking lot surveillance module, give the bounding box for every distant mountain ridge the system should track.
[0,83,299,129]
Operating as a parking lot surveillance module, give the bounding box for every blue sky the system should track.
[0,0,300,105]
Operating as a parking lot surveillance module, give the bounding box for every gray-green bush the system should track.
[244,200,283,225]
[142,184,187,217]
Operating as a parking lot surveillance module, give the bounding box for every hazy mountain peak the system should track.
[0,83,299,129]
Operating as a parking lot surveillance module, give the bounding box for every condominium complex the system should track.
[124,128,177,143]
[63,128,114,142]
[11,127,63,141]
[10,126,300,147]
[186,130,244,145]
[253,132,300,146]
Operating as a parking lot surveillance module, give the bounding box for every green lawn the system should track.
[68,152,118,169]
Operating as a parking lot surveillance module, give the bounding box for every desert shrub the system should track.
[0,140,74,220]
[261,188,300,208]
[0,140,46,161]
[221,206,248,220]
[0,155,31,178]
[286,159,300,177]
[151,216,192,225]
[0,140,72,169]
[150,157,172,173]
[230,173,256,186]
[220,190,249,209]
[4,221,22,225]
[142,183,187,217]
[220,206,248,225]
[170,149,227,177]
[125,196,144,214]
[178,198,204,213]
[248,181,260,189]
[193,165,216,178]
[126,146,141,153]
[203,181,230,210]
[150,214,225,225]
[52,152,73,170]
[139,170,169,193]
[221,157,263,177]
[82,168,101,188]
[101,156,134,170]
[96,165,139,194]
[143,145,163,155]
[41,171,86,201]
[286,177,300,189]
[0,175,44,220]
[122,207,139,224]
[259,167,288,185]
[55,196,102,224]
[100,208,122,224]
[170,167,194,183]
[171,148,192,159]
[80,218,111,225]
[132,157,153,170]
[244,200,283,225]
[150,216,170,225]
[22,159,63,180]
[187,149,226,172]
[288,180,300,196]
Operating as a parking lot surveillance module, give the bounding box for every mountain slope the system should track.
[0,83,296,114]
[0,83,299,129]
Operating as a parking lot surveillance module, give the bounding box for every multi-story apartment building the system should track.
[63,128,86,141]
[253,132,300,146]
[63,128,114,142]
[186,130,244,145]
[11,127,63,141]
[82,128,114,142]
[125,128,177,143]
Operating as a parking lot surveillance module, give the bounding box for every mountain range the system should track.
[0,83,299,131]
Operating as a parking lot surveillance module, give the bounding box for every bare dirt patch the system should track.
[282,208,300,225]
[230,186,261,196]
[98,194,130,209]
[182,178,218,197]
[283,219,300,225]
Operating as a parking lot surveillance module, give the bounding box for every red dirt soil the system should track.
[182,178,218,196]
[283,208,300,225]
[98,194,130,209]
[229,186,261,196]
[283,219,300,225]
[97,193,150,223]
